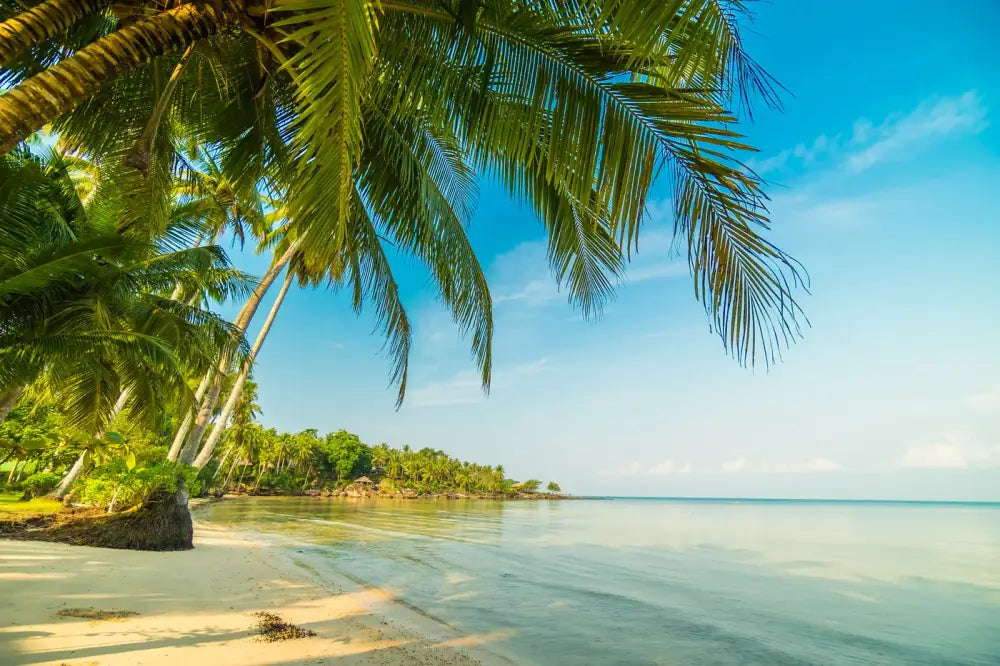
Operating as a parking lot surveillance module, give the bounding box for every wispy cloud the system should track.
[490,229,687,310]
[721,457,842,474]
[626,261,688,284]
[899,432,999,469]
[600,459,693,477]
[408,357,551,407]
[600,461,643,477]
[847,91,987,171]
[721,457,750,473]
[647,459,693,475]
[967,388,1000,412]
[752,90,987,176]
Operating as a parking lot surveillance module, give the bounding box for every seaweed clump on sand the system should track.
[56,607,139,620]
[251,612,316,641]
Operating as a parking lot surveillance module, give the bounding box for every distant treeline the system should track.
[1,385,561,510]
[213,424,561,497]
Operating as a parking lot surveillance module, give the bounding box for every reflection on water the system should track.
[200,498,1000,665]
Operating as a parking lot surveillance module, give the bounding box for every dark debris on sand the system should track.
[251,612,316,641]
[56,607,139,620]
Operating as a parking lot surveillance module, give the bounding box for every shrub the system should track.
[258,470,297,492]
[20,472,60,498]
[76,462,198,511]
[518,479,542,493]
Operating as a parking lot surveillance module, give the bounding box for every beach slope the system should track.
[0,524,501,665]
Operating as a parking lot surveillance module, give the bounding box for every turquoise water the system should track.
[199,497,1000,665]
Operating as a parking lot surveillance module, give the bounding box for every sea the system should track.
[198,496,1000,665]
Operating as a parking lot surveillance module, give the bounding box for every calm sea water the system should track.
[199,497,1000,665]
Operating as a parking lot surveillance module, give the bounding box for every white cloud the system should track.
[600,459,693,477]
[493,278,562,306]
[490,219,687,310]
[408,358,550,407]
[600,461,643,477]
[770,458,843,474]
[752,90,987,176]
[753,134,834,174]
[899,433,998,469]
[406,370,482,408]
[967,388,1000,412]
[647,460,693,475]
[722,457,749,473]
[900,443,970,469]
[625,261,688,284]
[847,91,987,172]
[721,457,842,474]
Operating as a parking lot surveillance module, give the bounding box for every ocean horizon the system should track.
[582,496,1000,505]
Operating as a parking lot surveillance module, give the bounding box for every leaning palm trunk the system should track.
[0,3,222,153]
[193,269,293,469]
[50,451,86,499]
[0,0,111,66]
[51,389,129,499]
[0,384,25,422]
[123,42,196,175]
[166,369,213,462]
[177,238,302,464]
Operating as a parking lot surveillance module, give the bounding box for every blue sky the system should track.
[227,1,1000,500]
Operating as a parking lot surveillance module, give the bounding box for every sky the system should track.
[225,1,1000,501]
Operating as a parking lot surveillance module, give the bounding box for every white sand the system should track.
[0,523,512,665]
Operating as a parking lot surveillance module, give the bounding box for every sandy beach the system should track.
[0,520,510,666]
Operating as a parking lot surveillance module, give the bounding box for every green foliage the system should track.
[257,470,297,493]
[0,0,806,406]
[76,461,197,511]
[20,472,60,497]
[519,479,542,493]
[0,149,252,434]
[547,481,561,493]
[210,420,536,496]
[317,430,372,482]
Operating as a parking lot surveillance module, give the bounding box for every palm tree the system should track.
[192,266,294,468]
[1,0,804,371]
[0,148,253,504]
[0,149,250,428]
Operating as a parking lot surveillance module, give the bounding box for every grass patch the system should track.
[251,612,316,641]
[56,607,139,621]
[0,493,63,518]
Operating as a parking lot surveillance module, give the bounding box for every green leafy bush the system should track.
[20,472,60,497]
[76,462,199,511]
[257,470,297,492]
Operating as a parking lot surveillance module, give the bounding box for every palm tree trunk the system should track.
[178,239,302,464]
[0,0,111,66]
[0,3,223,155]
[166,369,213,462]
[51,389,130,499]
[124,42,196,175]
[213,445,233,480]
[193,269,293,469]
[0,384,25,422]
[51,451,85,498]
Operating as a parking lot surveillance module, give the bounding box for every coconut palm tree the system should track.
[0,0,805,372]
[0,149,251,430]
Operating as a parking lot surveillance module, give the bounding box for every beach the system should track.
[0,519,506,666]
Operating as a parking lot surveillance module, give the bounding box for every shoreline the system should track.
[224,489,580,501]
[0,518,513,666]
